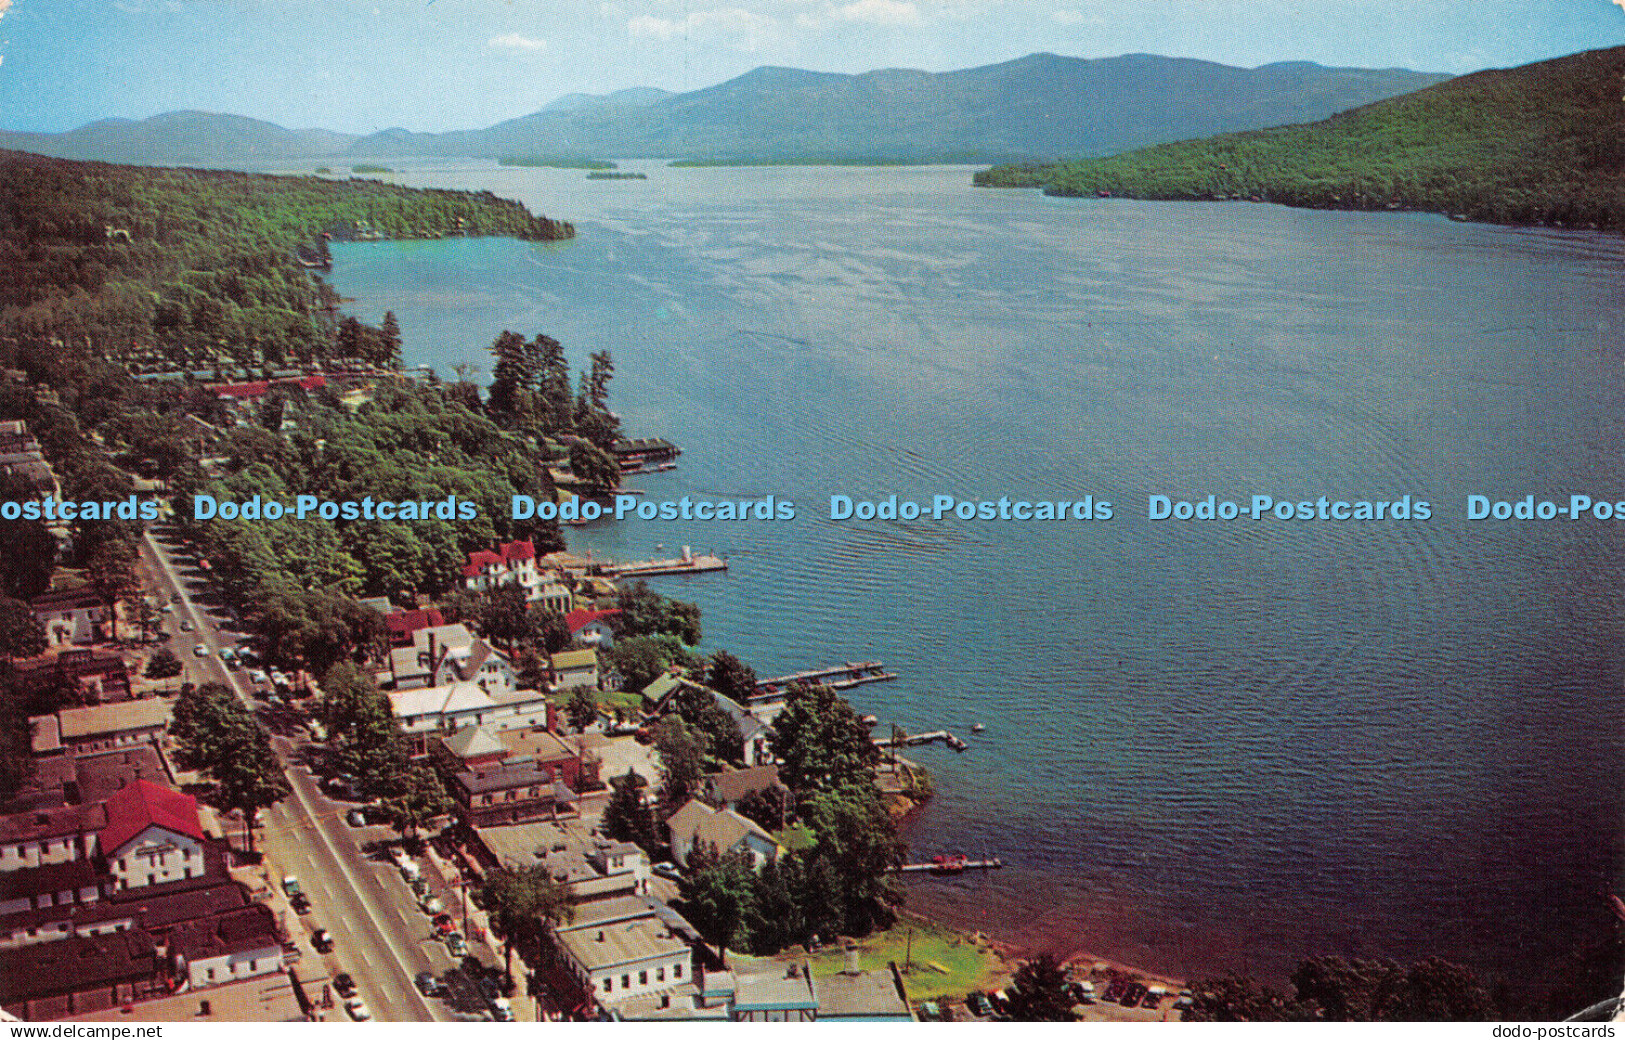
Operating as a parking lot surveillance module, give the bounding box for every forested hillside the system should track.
[0,149,572,372]
[975,46,1625,231]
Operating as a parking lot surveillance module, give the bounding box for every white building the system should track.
[551,897,697,1009]
[101,780,206,891]
[388,623,515,695]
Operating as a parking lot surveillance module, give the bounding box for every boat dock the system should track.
[604,547,726,578]
[874,729,968,753]
[752,661,897,700]
[894,856,1004,875]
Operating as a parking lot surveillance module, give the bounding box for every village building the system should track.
[100,780,207,891]
[700,765,787,814]
[12,649,133,707]
[0,928,165,1019]
[550,648,600,692]
[432,724,598,826]
[546,896,702,1013]
[388,623,516,694]
[0,802,106,872]
[469,817,649,903]
[386,682,555,755]
[169,903,283,989]
[37,698,171,756]
[565,608,620,648]
[32,587,112,647]
[664,799,779,871]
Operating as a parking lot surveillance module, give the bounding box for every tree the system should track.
[602,769,659,851]
[799,781,904,935]
[612,582,701,645]
[734,783,791,833]
[568,439,620,492]
[706,651,756,705]
[1185,974,1306,1022]
[654,716,705,811]
[380,310,401,366]
[1006,953,1076,1022]
[170,682,289,851]
[0,517,56,600]
[378,765,451,842]
[478,863,574,974]
[318,662,409,798]
[0,597,46,659]
[676,846,759,954]
[671,680,744,764]
[145,647,184,679]
[607,635,701,692]
[84,540,139,641]
[566,685,599,732]
[769,682,880,795]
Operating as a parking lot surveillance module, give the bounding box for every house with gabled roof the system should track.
[100,780,206,891]
[665,799,779,871]
[388,622,516,695]
[566,607,620,648]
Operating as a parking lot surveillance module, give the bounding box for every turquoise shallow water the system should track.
[330,161,1625,985]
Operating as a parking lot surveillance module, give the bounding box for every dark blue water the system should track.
[331,161,1625,985]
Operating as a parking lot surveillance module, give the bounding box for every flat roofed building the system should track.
[551,897,697,1009]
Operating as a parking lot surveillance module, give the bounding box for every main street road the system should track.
[140,528,452,1022]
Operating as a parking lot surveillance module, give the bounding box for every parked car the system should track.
[445,932,468,958]
[420,894,445,915]
[965,991,992,1017]
[248,669,268,685]
[344,997,372,1021]
[651,862,682,882]
[311,928,333,953]
[434,913,455,935]
[192,642,208,657]
[489,997,514,1022]
[346,808,368,827]
[282,876,302,897]
[180,620,194,632]
[290,891,311,915]
[415,971,445,997]
[334,973,357,998]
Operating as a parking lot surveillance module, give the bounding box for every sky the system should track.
[0,0,1621,134]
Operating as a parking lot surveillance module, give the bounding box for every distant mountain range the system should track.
[0,53,1450,167]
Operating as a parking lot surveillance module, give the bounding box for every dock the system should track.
[894,856,1004,875]
[873,730,968,753]
[753,661,897,701]
[603,547,726,578]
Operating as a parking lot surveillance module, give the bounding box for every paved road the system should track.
[141,528,453,1022]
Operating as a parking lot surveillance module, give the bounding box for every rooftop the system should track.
[56,698,172,741]
[101,778,202,853]
[556,907,690,973]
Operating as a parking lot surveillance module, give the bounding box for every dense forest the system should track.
[0,149,573,373]
[975,46,1625,231]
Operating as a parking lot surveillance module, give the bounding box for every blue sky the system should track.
[0,0,1621,134]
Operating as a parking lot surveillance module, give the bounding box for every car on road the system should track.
[192,643,208,657]
[652,861,682,882]
[489,997,514,1021]
[445,932,468,958]
[334,973,357,998]
[180,619,194,631]
[311,928,333,953]
[415,971,446,998]
[433,913,455,935]
[345,808,369,827]
[282,876,302,896]
[290,891,311,915]
[344,997,372,1021]
[419,894,444,915]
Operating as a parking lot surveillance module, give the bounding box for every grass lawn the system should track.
[793,914,1011,1002]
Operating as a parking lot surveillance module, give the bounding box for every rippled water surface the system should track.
[331,161,1625,984]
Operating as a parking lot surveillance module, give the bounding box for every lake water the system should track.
[329,160,1625,988]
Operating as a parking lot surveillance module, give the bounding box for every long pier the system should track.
[894,856,1004,875]
[603,549,727,578]
[874,730,968,753]
[753,661,897,700]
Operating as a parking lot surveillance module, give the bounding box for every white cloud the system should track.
[830,0,922,26]
[489,32,548,52]
[628,7,782,48]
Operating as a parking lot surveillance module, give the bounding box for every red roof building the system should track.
[100,780,203,856]
[208,374,326,401]
[385,607,445,647]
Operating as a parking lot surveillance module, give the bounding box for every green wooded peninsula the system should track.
[976,46,1625,231]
